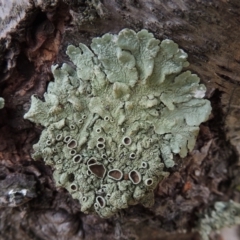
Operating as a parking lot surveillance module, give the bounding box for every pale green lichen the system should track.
[197,201,240,240]
[0,97,4,109]
[24,29,211,218]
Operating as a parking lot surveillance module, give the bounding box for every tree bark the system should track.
[1,0,240,239]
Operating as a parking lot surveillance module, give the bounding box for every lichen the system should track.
[0,97,5,109]
[24,29,211,218]
[197,201,240,240]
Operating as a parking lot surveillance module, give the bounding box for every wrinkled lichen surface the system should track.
[0,97,4,109]
[24,29,211,218]
[197,201,240,240]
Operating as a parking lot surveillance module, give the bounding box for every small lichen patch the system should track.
[0,97,5,109]
[24,29,211,218]
[197,201,240,240]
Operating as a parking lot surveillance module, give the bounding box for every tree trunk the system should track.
[1,0,240,239]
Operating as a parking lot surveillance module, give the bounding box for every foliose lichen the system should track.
[24,29,211,218]
[197,201,240,240]
[0,97,4,109]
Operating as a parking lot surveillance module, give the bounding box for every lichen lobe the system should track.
[24,28,211,218]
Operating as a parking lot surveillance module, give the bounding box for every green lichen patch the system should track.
[24,29,211,218]
[197,201,240,240]
[0,97,4,109]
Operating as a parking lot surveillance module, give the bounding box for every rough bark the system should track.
[0,0,240,239]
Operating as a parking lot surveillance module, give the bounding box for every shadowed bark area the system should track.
[0,0,240,239]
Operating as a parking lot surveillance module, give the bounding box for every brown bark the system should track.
[0,0,240,239]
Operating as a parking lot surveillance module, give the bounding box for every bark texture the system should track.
[0,0,240,239]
